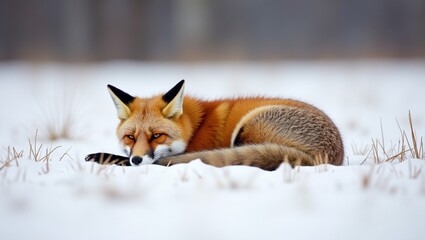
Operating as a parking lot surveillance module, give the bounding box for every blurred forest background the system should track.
[0,0,424,61]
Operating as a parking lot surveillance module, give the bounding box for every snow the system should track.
[1,60,425,240]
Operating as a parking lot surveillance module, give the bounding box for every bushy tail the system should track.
[156,143,317,171]
[86,144,328,171]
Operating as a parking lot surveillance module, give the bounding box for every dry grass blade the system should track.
[313,154,329,172]
[400,129,407,161]
[39,145,62,162]
[371,138,381,164]
[369,112,424,163]
[59,147,73,161]
[376,139,391,161]
[39,158,50,175]
[351,143,371,156]
[13,147,24,163]
[1,160,11,171]
[0,146,24,171]
[408,111,420,159]
[28,130,44,161]
[360,147,374,165]
[385,149,411,163]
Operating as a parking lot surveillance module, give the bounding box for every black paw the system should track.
[85,152,130,166]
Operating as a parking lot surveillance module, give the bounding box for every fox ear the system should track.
[107,85,135,120]
[162,80,185,118]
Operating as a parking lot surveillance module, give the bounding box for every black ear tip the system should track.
[107,85,123,94]
[176,80,185,88]
[107,84,135,105]
[162,80,186,103]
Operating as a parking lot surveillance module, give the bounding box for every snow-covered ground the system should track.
[0,60,424,240]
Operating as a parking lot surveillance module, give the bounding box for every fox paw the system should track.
[85,152,130,166]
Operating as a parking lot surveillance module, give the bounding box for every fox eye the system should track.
[152,133,162,139]
[125,135,135,140]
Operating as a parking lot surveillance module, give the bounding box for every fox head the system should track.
[107,80,190,166]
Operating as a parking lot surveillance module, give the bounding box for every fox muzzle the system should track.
[130,154,156,166]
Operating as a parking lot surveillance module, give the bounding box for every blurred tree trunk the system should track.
[0,0,424,61]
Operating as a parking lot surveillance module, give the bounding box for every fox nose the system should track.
[130,156,143,166]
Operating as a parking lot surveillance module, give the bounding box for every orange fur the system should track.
[185,97,321,151]
[106,81,344,169]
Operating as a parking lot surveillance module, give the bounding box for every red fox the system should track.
[86,80,344,170]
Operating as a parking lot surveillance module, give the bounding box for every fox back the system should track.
[92,80,344,170]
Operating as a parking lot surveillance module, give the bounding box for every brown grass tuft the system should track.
[0,146,24,171]
[35,85,84,141]
[365,112,424,164]
[28,130,65,162]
